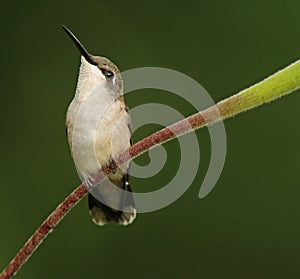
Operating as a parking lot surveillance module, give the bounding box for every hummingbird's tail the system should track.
[88,173,136,226]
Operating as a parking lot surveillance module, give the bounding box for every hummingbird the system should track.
[62,26,136,226]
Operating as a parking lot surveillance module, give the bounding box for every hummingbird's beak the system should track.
[62,25,97,66]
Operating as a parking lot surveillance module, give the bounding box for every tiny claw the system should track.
[108,159,117,174]
[102,159,117,174]
[84,176,96,189]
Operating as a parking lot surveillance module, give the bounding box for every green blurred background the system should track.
[1,1,299,278]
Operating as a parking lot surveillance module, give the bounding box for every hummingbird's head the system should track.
[62,25,123,98]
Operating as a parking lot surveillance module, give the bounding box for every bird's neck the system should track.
[74,58,107,103]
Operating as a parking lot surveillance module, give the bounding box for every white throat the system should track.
[75,56,106,102]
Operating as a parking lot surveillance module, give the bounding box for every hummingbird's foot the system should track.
[103,159,117,174]
[83,176,96,189]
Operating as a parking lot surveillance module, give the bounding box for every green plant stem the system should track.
[216,60,300,120]
[1,60,300,279]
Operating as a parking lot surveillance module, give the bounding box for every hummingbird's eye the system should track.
[101,69,114,79]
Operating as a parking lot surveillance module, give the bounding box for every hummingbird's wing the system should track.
[88,120,136,226]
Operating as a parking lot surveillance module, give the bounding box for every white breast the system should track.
[66,57,131,182]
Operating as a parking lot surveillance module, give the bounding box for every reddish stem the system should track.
[0,108,212,279]
[1,57,300,278]
[0,185,88,279]
[0,97,224,279]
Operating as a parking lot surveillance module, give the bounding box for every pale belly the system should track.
[67,99,132,182]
